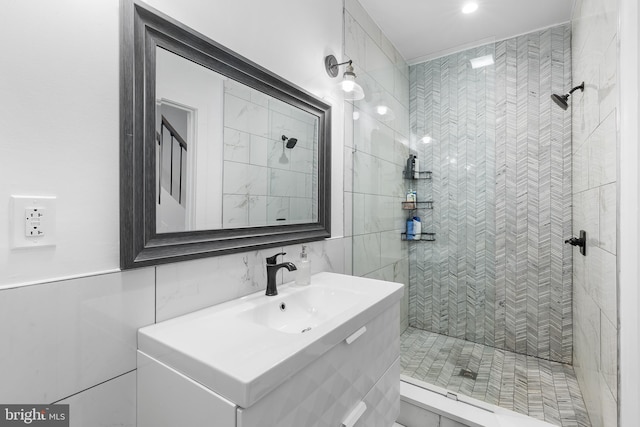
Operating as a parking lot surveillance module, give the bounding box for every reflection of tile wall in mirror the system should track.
[267,196,289,225]
[290,198,313,224]
[221,79,319,228]
[222,162,268,196]
[248,196,267,226]
[223,94,269,138]
[156,64,323,231]
[223,128,251,163]
[222,195,249,228]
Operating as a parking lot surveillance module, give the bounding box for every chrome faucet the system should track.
[265,252,297,296]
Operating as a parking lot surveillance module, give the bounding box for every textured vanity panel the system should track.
[237,303,400,427]
[356,357,401,427]
[137,352,236,427]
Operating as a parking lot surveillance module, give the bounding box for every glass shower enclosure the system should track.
[349,21,590,426]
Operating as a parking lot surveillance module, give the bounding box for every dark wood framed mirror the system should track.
[120,0,331,269]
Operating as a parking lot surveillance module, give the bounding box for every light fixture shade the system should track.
[325,55,365,101]
[339,74,365,101]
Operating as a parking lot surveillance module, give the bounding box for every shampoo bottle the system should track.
[406,218,414,240]
[296,245,311,285]
[405,155,416,179]
[413,216,422,240]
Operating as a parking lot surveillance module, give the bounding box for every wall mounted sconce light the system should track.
[324,55,365,101]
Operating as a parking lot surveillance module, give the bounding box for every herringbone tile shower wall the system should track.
[408,24,572,363]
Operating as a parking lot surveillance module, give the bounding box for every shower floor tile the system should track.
[400,327,591,427]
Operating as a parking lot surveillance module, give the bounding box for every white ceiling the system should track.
[358,0,574,64]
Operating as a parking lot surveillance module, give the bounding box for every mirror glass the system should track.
[120,0,331,269]
[155,47,319,233]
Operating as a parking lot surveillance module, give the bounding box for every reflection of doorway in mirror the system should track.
[156,101,197,233]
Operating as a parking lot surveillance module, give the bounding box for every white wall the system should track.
[618,0,640,425]
[0,0,346,425]
[0,0,344,286]
[0,0,122,285]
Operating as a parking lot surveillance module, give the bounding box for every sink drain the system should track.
[279,302,286,311]
[301,327,312,333]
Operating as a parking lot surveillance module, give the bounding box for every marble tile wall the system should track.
[409,25,573,364]
[222,80,318,227]
[571,0,618,424]
[344,0,411,332]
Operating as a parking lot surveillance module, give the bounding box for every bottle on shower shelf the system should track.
[413,216,421,240]
[406,217,414,240]
[405,154,416,179]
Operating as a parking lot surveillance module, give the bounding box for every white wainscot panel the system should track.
[0,268,155,403]
[57,372,136,427]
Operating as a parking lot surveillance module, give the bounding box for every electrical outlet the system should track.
[11,196,57,248]
[25,208,45,237]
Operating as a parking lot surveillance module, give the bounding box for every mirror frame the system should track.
[120,0,331,269]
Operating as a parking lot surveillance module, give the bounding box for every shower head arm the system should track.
[568,82,585,95]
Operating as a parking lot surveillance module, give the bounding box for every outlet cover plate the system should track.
[11,195,57,248]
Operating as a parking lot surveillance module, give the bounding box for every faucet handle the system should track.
[266,252,286,265]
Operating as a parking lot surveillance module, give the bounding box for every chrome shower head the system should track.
[550,82,585,110]
[282,135,298,149]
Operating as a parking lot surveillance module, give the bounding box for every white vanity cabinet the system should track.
[137,273,403,427]
[236,303,400,427]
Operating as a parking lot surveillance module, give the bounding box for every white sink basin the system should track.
[237,285,359,334]
[138,272,403,408]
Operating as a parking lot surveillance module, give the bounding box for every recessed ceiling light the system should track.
[462,2,479,14]
[470,54,494,69]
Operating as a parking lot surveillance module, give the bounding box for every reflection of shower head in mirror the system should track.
[281,134,298,149]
